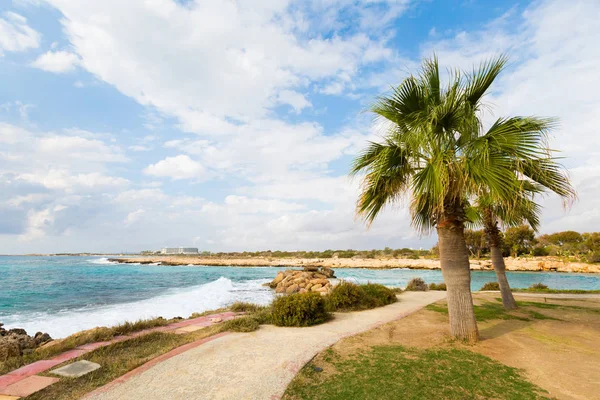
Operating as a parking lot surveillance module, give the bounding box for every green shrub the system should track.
[326,281,364,310]
[480,282,500,291]
[221,316,260,332]
[587,251,600,263]
[359,283,397,307]
[405,278,428,291]
[529,283,549,290]
[271,292,330,327]
[532,246,549,257]
[229,301,262,313]
[428,282,446,291]
[326,282,397,311]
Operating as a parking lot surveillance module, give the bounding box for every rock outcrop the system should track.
[269,267,335,295]
[0,322,53,361]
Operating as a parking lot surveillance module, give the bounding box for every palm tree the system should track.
[351,55,563,342]
[476,160,575,310]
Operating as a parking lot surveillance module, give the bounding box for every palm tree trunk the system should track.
[437,224,479,343]
[484,212,517,310]
[490,245,517,309]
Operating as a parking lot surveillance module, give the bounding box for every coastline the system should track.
[107,255,600,274]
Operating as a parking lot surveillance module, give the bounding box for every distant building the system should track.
[160,247,199,255]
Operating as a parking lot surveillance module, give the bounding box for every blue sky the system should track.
[0,0,598,254]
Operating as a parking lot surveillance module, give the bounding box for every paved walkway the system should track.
[86,291,447,400]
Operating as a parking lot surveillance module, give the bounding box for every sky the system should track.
[0,0,598,254]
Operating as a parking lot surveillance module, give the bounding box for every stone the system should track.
[275,285,286,294]
[305,283,313,291]
[271,272,284,286]
[286,284,299,294]
[299,288,307,293]
[51,360,101,378]
[33,332,52,346]
[310,284,322,292]
[0,339,21,361]
[313,273,327,279]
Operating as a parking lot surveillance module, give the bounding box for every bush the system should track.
[359,283,397,308]
[221,316,260,332]
[326,282,397,311]
[480,282,500,291]
[229,301,262,313]
[529,283,549,290]
[326,281,364,310]
[587,251,600,263]
[532,246,550,257]
[271,292,330,327]
[428,282,446,291]
[405,278,428,291]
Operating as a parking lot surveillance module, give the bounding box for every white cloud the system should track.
[144,155,205,180]
[0,12,40,55]
[275,90,312,113]
[44,0,401,128]
[31,50,80,73]
[124,209,145,226]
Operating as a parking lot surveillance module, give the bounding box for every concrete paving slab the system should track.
[174,325,206,334]
[51,360,101,378]
[0,394,20,400]
[0,376,59,397]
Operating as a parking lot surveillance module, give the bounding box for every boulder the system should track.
[286,284,300,294]
[0,339,21,361]
[310,284,323,292]
[269,268,335,295]
[270,272,285,288]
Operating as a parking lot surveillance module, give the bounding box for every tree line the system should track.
[464,227,600,262]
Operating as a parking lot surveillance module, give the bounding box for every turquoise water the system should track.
[1,256,599,337]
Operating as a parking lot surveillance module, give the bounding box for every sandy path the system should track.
[86,291,446,400]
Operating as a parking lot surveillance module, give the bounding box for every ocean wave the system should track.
[1,277,274,338]
[87,257,118,265]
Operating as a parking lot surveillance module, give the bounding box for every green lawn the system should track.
[283,345,549,400]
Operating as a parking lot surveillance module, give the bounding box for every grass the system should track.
[283,345,549,400]
[425,299,560,322]
[0,316,172,375]
[29,329,221,400]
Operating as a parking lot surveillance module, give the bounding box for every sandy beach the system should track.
[108,255,600,274]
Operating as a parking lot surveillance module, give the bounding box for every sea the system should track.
[1,255,599,338]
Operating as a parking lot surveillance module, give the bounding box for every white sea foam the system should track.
[87,257,117,265]
[1,277,274,338]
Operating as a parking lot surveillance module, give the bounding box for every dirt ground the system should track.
[323,293,600,400]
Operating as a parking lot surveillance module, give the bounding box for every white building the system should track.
[160,247,199,255]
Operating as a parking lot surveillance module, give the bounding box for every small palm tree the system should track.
[351,55,566,341]
[476,160,575,310]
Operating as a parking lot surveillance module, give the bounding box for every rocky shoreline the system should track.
[107,256,600,273]
[0,323,52,362]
